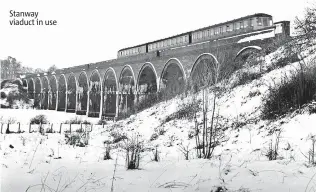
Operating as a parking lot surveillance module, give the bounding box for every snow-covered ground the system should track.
[1,51,316,192]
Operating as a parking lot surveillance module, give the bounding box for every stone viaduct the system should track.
[21,25,288,119]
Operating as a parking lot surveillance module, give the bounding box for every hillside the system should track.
[1,48,316,192]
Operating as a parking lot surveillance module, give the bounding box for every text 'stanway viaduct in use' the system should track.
[22,13,290,119]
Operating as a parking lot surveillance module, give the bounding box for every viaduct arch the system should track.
[102,68,118,118]
[57,74,67,111]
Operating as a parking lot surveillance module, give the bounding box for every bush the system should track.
[231,70,262,88]
[64,117,91,124]
[150,133,159,141]
[1,92,6,99]
[135,93,160,112]
[65,132,89,147]
[103,140,112,160]
[271,52,300,69]
[161,99,201,125]
[122,135,145,170]
[262,65,316,119]
[30,114,48,124]
[97,119,107,125]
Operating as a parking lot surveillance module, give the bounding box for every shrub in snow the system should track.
[261,65,316,120]
[271,52,300,69]
[150,132,159,141]
[135,93,160,112]
[97,119,107,125]
[178,142,191,160]
[264,128,282,161]
[65,132,89,147]
[231,69,262,88]
[119,134,145,170]
[161,99,201,126]
[103,140,112,160]
[110,131,128,143]
[63,117,91,124]
[30,114,48,124]
[1,92,6,99]
[210,186,228,192]
[305,134,316,165]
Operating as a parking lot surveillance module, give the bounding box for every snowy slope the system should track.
[1,50,316,192]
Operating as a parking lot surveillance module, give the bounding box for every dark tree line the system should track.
[1,56,59,80]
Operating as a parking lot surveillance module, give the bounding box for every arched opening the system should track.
[27,79,34,100]
[102,68,117,117]
[41,77,49,110]
[49,76,57,110]
[57,75,66,111]
[119,66,135,116]
[235,46,263,68]
[190,54,218,91]
[88,70,102,117]
[34,78,42,109]
[77,72,88,115]
[137,63,158,111]
[160,59,185,99]
[67,75,77,113]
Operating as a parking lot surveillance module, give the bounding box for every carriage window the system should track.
[244,20,248,28]
[226,25,230,32]
[257,17,262,26]
[263,18,268,26]
[172,38,176,45]
[240,22,244,29]
[250,18,253,27]
[236,22,240,30]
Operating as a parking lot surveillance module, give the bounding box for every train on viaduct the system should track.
[21,13,290,119]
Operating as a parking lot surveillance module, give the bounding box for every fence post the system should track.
[1,123,3,134]
[29,124,31,133]
[90,124,93,132]
[80,123,83,132]
[18,122,21,133]
[60,123,62,134]
[6,123,10,134]
[102,123,104,129]
[39,123,42,134]
[70,123,72,133]
[51,123,53,133]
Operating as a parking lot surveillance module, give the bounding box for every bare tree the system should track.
[190,49,229,159]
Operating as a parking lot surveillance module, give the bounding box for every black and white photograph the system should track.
[1,0,316,191]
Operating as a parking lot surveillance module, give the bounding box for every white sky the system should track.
[0,0,312,70]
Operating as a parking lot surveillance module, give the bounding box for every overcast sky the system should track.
[0,0,312,70]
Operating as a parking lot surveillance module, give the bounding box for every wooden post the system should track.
[102,123,104,129]
[1,123,3,134]
[80,123,83,132]
[60,123,62,134]
[29,124,31,133]
[90,124,93,132]
[6,123,10,134]
[70,123,72,133]
[51,123,53,133]
[18,122,21,133]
